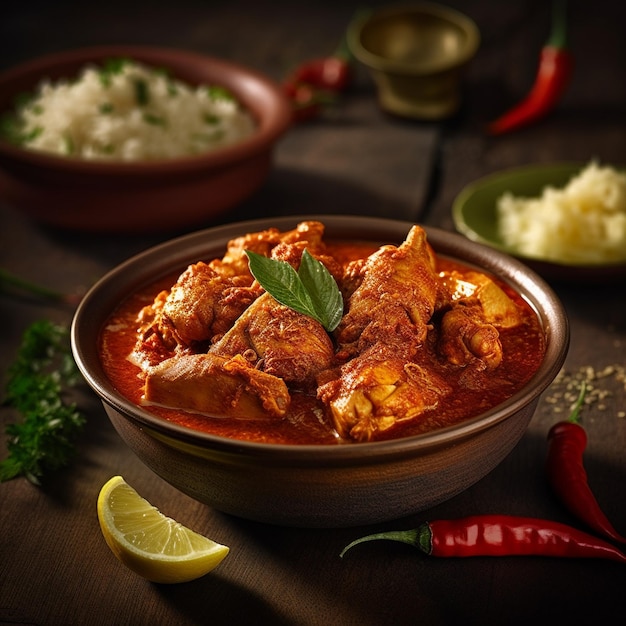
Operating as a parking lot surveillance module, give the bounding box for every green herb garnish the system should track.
[24,127,43,142]
[142,112,166,126]
[206,85,235,102]
[0,320,86,485]
[133,77,150,106]
[64,135,75,155]
[98,58,129,87]
[245,249,343,332]
[14,91,36,110]
[0,115,40,146]
[203,113,220,125]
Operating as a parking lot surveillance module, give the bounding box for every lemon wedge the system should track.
[97,475,229,584]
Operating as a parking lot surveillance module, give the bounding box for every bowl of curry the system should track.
[72,216,569,527]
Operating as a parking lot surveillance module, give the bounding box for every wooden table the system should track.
[1,2,625,624]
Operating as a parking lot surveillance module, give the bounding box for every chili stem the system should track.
[567,379,587,423]
[548,0,568,49]
[340,527,427,557]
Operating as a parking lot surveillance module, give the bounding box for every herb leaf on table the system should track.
[0,320,86,485]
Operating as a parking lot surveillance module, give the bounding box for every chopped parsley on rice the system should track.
[1,58,256,161]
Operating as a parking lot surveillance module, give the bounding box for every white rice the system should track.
[11,60,256,161]
[497,161,626,264]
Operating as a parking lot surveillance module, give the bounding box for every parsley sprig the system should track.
[0,320,85,485]
[245,249,344,332]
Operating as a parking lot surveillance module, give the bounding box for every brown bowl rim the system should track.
[0,45,292,176]
[71,215,569,467]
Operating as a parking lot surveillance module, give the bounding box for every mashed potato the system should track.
[497,162,626,264]
[4,59,256,161]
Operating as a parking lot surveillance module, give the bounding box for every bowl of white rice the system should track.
[0,46,292,233]
[452,161,626,282]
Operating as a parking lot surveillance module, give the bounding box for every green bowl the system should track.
[452,162,626,282]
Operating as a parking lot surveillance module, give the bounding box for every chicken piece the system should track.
[340,258,367,300]
[151,261,262,350]
[138,221,334,355]
[335,225,449,359]
[317,344,451,441]
[267,220,343,281]
[143,290,334,418]
[211,293,334,388]
[441,270,523,329]
[131,289,175,368]
[221,220,329,275]
[464,272,524,329]
[438,305,503,369]
[144,353,289,419]
[280,220,326,245]
[271,240,344,284]
[318,226,453,441]
[220,227,282,276]
[138,221,339,418]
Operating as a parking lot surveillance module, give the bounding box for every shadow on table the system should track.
[30,165,425,273]
[155,575,294,625]
[219,165,429,224]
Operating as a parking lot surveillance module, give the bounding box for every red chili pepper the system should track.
[487,0,573,135]
[546,381,626,544]
[282,80,337,123]
[283,32,353,123]
[290,55,352,93]
[340,515,626,564]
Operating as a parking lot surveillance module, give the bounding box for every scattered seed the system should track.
[544,363,625,418]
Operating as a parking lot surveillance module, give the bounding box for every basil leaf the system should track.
[298,249,343,332]
[244,249,343,332]
[245,250,318,319]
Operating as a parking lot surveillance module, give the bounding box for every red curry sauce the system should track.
[99,242,546,445]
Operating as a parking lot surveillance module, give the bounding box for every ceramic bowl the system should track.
[0,46,292,233]
[452,162,626,283]
[348,2,480,119]
[71,216,569,528]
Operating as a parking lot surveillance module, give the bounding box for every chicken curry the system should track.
[100,221,546,444]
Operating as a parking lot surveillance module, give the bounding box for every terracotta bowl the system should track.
[0,46,292,233]
[71,216,569,527]
[348,3,480,119]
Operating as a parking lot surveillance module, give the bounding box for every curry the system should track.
[100,221,545,445]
